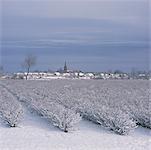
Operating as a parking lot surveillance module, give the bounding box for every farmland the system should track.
[0,79,150,150]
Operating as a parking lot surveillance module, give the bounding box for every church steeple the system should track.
[64,61,67,73]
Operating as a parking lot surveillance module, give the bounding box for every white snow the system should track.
[0,109,150,150]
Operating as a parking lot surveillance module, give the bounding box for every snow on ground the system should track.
[0,109,150,150]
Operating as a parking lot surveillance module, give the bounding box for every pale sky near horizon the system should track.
[0,0,150,72]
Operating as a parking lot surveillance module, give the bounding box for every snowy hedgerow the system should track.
[97,108,137,135]
[80,105,137,135]
[0,103,23,127]
[126,104,151,129]
[134,90,151,129]
[134,109,151,129]
[0,86,23,127]
[122,86,151,129]
[57,108,81,132]
[36,101,81,132]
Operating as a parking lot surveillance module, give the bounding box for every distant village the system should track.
[0,62,150,80]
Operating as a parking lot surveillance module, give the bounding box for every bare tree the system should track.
[22,55,36,80]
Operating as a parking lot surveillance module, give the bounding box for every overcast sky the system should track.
[0,0,150,72]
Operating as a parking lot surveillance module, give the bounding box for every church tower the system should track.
[64,61,67,73]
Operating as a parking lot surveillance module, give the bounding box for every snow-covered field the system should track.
[0,109,150,150]
[0,79,150,150]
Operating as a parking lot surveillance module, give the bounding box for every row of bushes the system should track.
[1,85,82,132]
[1,80,150,135]
[0,85,23,127]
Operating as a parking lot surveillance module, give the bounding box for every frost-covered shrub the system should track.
[133,91,151,129]
[0,86,23,127]
[95,108,137,135]
[40,104,81,132]
[126,104,151,129]
[0,104,23,127]
[134,109,151,128]
[122,86,151,129]
[23,100,81,132]
[80,105,137,135]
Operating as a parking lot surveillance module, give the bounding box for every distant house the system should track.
[54,72,61,76]
[85,73,95,79]
[78,72,85,77]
